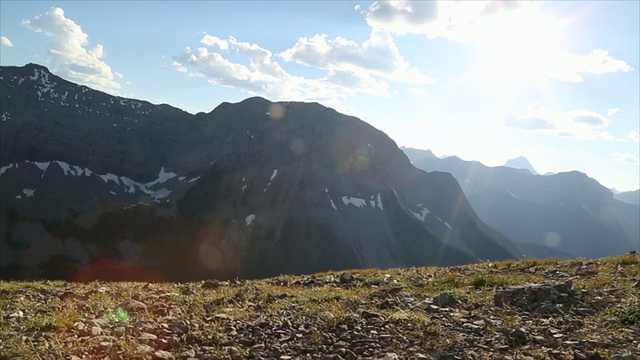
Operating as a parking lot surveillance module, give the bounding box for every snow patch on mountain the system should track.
[245,214,256,226]
[145,167,177,187]
[0,163,14,176]
[410,204,430,221]
[329,198,338,210]
[54,161,92,177]
[342,196,367,208]
[99,173,121,185]
[34,161,50,172]
[1,160,196,204]
[120,177,139,194]
[30,68,56,100]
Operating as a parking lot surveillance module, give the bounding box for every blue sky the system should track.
[1,1,638,191]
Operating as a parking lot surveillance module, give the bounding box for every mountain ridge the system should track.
[1,64,519,281]
[403,147,640,259]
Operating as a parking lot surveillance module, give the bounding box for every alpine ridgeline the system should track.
[403,147,640,260]
[0,64,518,281]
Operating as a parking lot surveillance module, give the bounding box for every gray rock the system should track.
[340,273,356,284]
[433,293,457,307]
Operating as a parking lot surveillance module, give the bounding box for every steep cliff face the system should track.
[1,64,518,281]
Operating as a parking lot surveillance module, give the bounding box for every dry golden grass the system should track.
[1,254,638,359]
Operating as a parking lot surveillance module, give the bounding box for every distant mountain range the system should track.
[1,64,520,281]
[614,190,640,206]
[402,147,639,259]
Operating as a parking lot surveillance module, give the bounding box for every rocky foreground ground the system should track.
[1,255,639,360]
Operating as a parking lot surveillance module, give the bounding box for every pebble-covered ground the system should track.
[1,255,639,359]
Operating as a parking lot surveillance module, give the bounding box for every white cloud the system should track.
[279,31,434,84]
[628,131,640,143]
[611,152,640,165]
[201,34,229,50]
[607,107,620,116]
[22,7,122,93]
[504,105,624,141]
[1,36,13,47]
[364,1,632,85]
[364,1,439,36]
[554,49,633,83]
[172,34,419,104]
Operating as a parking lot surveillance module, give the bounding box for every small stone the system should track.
[137,344,154,353]
[139,332,158,340]
[361,310,382,319]
[509,328,529,345]
[462,323,481,331]
[376,353,399,360]
[180,286,195,295]
[472,320,486,326]
[201,279,221,289]
[535,303,563,315]
[172,320,189,335]
[182,349,196,358]
[91,326,101,336]
[119,299,147,312]
[585,352,604,360]
[154,350,175,360]
[433,293,456,307]
[9,310,24,318]
[339,273,356,283]
[114,327,125,337]
[612,355,635,360]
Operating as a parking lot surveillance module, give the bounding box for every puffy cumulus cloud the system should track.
[22,7,121,93]
[364,1,519,42]
[1,36,14,47]
[172,35,387,105]
[608,107,620,116]
[504,106,623,141]
[364,1,439,36]
[552,49,633,83]
[611,152,640,165]
[279,31,434,84]
[172,34,412,104]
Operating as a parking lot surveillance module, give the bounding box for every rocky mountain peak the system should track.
[504,156,538,175]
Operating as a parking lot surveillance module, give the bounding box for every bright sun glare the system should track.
[474,4,567,97]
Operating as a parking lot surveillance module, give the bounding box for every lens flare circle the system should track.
[268,103,286,120]
[198,242,223,270]
[543,231,562,248]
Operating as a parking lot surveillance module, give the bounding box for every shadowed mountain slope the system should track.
[1,64,519,281]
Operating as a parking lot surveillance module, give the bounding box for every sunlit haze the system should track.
[1,1,638,191]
